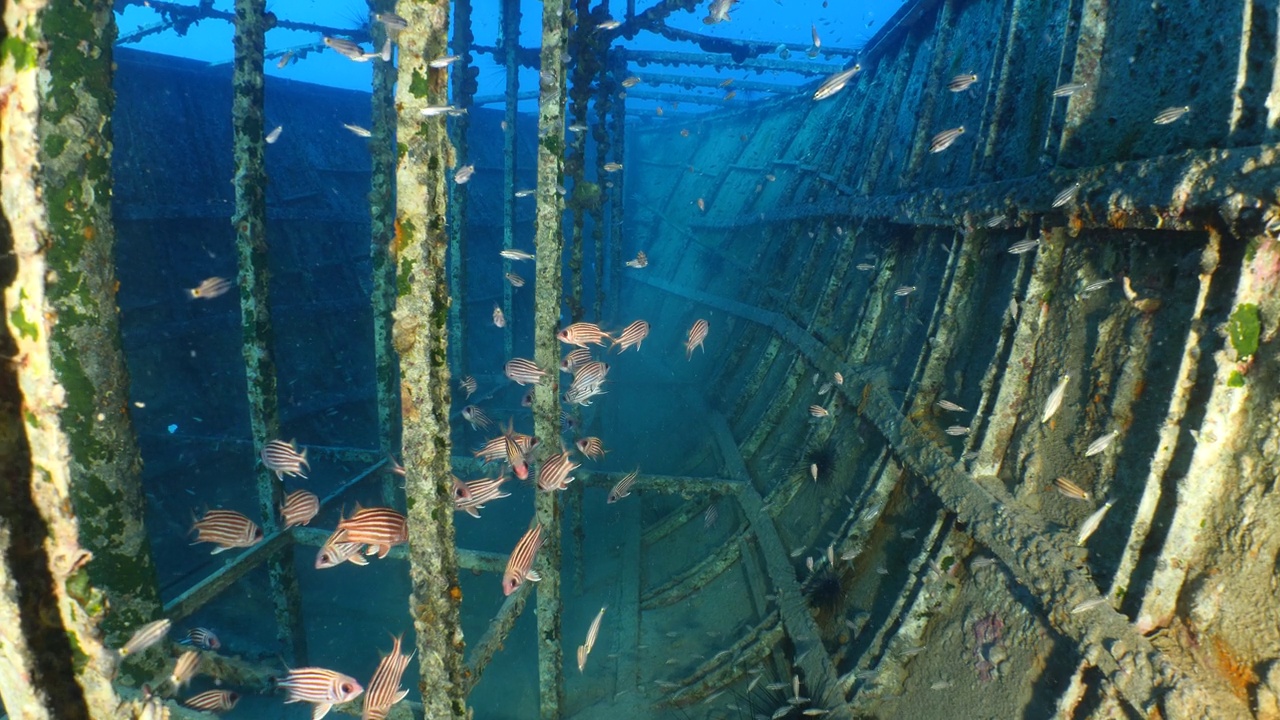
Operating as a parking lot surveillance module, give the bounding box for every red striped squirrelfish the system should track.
[361,635,412,720]
[685,319,709,360]
[333,506,407,559]
[503,523,545,595]
[279,667,364,720]
[189,509,263,554]
[280,490,320,530]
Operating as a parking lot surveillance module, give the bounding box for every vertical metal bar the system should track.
[500,0,521,362]
[230,0,307,664]
[607,57,627,318]
[394,2,468,717]
[369,0,401,506]
[447,0,475,377]
[533,0,569,712]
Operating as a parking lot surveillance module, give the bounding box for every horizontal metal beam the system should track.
[631,71,791,94]
[618,48,838,76]
[622,88,734,106]
[653,23,862,59]
[686,143,1280,233]
[290,527,508,573]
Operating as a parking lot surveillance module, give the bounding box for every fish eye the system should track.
[340,683,354,694]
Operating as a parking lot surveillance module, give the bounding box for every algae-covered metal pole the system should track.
[607,56,627,317]
[0,3,137,717]
[499,0,521,362]
[369,0,401,506]
[25,0,167,674]
[446,0,475,378]
[392,2,468,716]
[591,55,612,322]
[230,0,308,663]
[532,0,570,712]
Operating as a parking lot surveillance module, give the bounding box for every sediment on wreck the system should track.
[0,2,135,717]
[30,0,166,681]
[391,1,469,716]
[229,0,308,664]
[531,0,570,713]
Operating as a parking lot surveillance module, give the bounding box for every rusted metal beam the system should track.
[618,48,838,76]
[631,71,792,94]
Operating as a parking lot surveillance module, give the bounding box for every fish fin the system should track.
[210,546,229,555]
[376,545,391,559]
[463,507,481,519]
[393,689,409,704]
[364,545,378,556]
[311,703,333,720]
[348,554,369,566]
[526,569,542,583]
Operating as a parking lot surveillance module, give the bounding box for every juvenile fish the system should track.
[1052,81,1088,97]
[266,125,283,144]
[1070,597,1109,614]
[462,405,493,431]
[1077,498,1115,545]
[503,522,545,595]
[459,375,477,398]
[607,468,639,503]
[1053,477,1090,501]
[813,64,862,101]
[929,126,965,153]
[811,24,821,49]
[894,285,917,296]
[343,123,371,137]
[944,425,969,436]
[1084,429,1118,457]
[184,690,239,712]
[505,272,525,287]
[1008,237,1040,254]
[597,19,622,30]
[323,36,367,61]
[420,105,465,117]
[429,55,460,68]
[119,618,172,657]
[809,405,829,418]
[454,164,475,184]
[936,399,966,412]
[621,76,641,88]
[492,304,506,328]
[1041,373,1071,423]
[374,12,408,33]
[1153,106,1190,125]
[1052,182,1081,208]
[625,251,648,268]
[704,504,718,528]
[262,438,309,480]
[576,436,608,461]
[168,650,201,690]
[188,277,233,300]
[612,319,650,353]
[515,189,535,197]
[702,0,736,25]
[578,606,606,671]
[1081,278,1114,295]
[855,262,876,271]
[985,213,1008,228]
[179,627,220,651]
[603,162,623,172]
[948,73,978,92]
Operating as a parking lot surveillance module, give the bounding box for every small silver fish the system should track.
[944,425,969,436]
[168,650,201,690]
[265,125,282,144]
[492,304,506,328]
[929,126,965,153]
[1084,429,1118,457]
[985,213,1008,228]
[374,12,408,32]
[603,162,623,172]
[1008,237,1040,254]
[515,189,535,197]
[621,76,641,88]
[500,249,536,261]
[567,123,587,133]
[1070,597,1109,614]
[704,503,718,528]
[1052,182,1081,208]
[1153,106,1190,125]
[855,262,876,271]
[625,251,648,269]
[506,272,525,287]
[936,399,966,412]
[1081,278,1114,295]
[454,164,475,184]
[120,618,171,657]
[948,73,978,92]
[1052,81,1088,97]
[811,24,821,49]
[323,36,367,61]
[813,64,862,101]
[1077,498,1114,545]
[596,19,622,30]
[343,123,371,137]
[1041,373,1071,423]
[429,55,460,68]
[420,105,464,117]
[894,285,917,296]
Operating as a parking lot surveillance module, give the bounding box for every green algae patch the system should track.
[1227,303,1260,359]
[1226,370,1245,388]
[9,301,39,341]
[2,37,38,71]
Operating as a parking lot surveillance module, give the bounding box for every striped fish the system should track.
[334,506,408,558]
[625,251,648,268]
[279,667,364,720]
[572,360,610,388]
[315,537,369,569]
[813,64,861,101]
[502,422,529,480]
[947,73,978,92]
[611,319,650,353]
[685,319,709,360]
[169,650,201,690]
[505,272,525,287]
[280,490,320,530]
[459,375,477,399]
[119,618,171,657]
[190,509,262,554]
[809,405,829,418]
[184,689,238,712]
[560,348,592,373]
[578,606,606,671]
[536,451,580,492]
[504,358,546,385]
[179,627,220,651]
[557,322,613,348]
[261,439,309,481]
[361,635,412,720]
[1052,182,1081,208]
[455,476,512,518]
[462,405,493,431]
[929,126,965,153]
[503,523,545,595]
[575,437,607,461]
[492,304,506,328]
[894,285,917,297]
[564,381,607,407]
[607,468,639,504]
